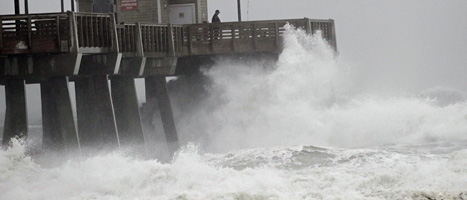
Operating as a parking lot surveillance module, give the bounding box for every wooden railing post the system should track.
[99,17,104,47]
[173,27,178,52]
[27,16,32,49]
[69,12,79,52]
[94,16,98,47]
[0,16,3,50]
[88,16,93,47]
[275,22,279,47]
[79,16,84,48]
[209,23,214,51]
[167,23,175,57]
[330,19,337,51]
[56,15,61,49]
[138,25,143,51]
[117,25,122,51]
[155,26,160,52]
[83,16,88,47]
[132,25,136,52]
[304,18,312,34]
[231,24,235,51]
[187,25,193,54]
[252,23,257,50]
[144,26,149,52]
[125,25,130,52]
[220,26,223,40]
[110,13,119,52]
[135,22,144,57]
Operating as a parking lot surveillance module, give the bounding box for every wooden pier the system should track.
[0,12,337,156]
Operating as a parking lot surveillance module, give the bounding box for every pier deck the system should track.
[1,12,336,77]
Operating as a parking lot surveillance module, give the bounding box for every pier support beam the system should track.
[40,77,79,151]
[2,79,28,146]
[110,76,145,149]
[75,76,119,149]
[144,76,179,157]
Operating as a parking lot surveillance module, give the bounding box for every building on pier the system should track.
[76,0,208,24]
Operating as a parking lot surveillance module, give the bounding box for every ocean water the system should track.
[1,26,467,200]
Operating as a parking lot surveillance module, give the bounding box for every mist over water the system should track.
[1,26,467,199]
[172,26,467,152]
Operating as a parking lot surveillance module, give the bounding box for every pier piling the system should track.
[2,79,28,146]
[144,76,180,157]
[40,76,79,150]
[75,76,120,148]
[110,76,145,149]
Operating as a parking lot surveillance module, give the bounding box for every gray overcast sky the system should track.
[0,1,467,122]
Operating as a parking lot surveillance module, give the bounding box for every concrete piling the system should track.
[144,76,180,157]
[2,79,28,146]
[75,76,120,149]
[110,76,145,149]
[40,76,79,150]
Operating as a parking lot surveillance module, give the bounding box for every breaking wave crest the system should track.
[173,25,467,152]
[1,139,467,200]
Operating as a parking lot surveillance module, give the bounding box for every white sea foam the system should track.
[1,140,466,200]
[173,26,467,152]
[1,26,467,199]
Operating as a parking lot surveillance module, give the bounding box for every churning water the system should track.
[1,26,467,200]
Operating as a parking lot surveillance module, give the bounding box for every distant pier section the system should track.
[0,11,337,156]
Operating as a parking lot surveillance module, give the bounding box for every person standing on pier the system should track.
[212,10,221,23]
[212,10,221,39]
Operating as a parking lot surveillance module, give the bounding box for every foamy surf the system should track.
[1,139,467,200]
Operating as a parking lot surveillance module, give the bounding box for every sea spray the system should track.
[169,25,467,152]
[0,142,290,200]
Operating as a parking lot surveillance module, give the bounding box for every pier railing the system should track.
[114,18,336,57]
[117,23,185,58]
[307,19,337,51]
[117,24,139,56]
[0,12,70,54]
[182,19,292,55]
[0,12,118,55]
[1,13,336,56]
[179,18,336,56]
[74,12,118,53]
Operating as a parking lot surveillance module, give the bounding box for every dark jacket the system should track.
[212,14,221,23]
